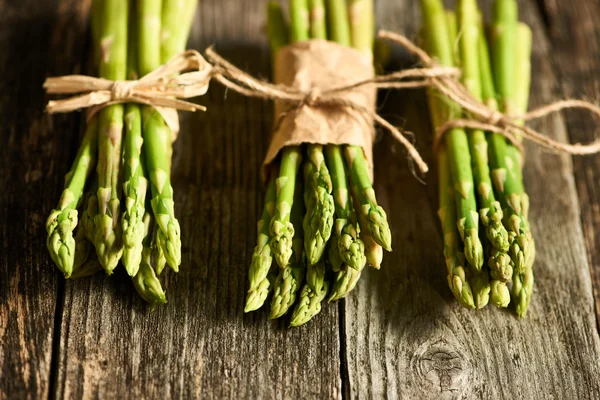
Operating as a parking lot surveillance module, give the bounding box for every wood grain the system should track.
[1,0,600,398]
[342,0,600,398]
[537,0,600,331]
[53,1,341,399]
[0,0,91,398]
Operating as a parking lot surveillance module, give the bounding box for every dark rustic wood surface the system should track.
[1,0,599,399]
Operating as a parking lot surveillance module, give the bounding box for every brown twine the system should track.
[43,50,212,113]
[377,30,600,157]
[44,31,600,174]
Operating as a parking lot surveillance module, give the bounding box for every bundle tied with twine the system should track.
[44,30,600,174]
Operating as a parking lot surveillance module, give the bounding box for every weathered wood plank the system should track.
[0,1,91,398]
[342,0,600,398]
[53,1,341,398]
[538,0,600,331]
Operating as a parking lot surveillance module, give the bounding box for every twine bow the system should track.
[43,50,213,114]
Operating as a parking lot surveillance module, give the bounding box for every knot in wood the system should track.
[413,339,471,397]
[111,81,135,101]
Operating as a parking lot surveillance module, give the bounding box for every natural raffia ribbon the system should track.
[43,31,600,174]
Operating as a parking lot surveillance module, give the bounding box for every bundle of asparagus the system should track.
[46,0,197,308]
[422,0,535,316]
[245,0,387,326]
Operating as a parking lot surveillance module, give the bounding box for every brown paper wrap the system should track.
[263,40,376,181]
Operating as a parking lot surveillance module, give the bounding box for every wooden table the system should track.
[2,0,600,398]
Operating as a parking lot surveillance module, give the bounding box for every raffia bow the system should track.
[43,50,213,114]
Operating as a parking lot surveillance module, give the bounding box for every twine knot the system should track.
[110,81,135,101]
[486,110,505,126]
[304,88,322,106]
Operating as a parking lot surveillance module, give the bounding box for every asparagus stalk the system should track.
[121,8,147,277]
[71,189,103,280]
[80,178,98,242]
[308,0,327,39]
[290,0,310,42]
[93,0,129,274]
[326,0,371,301]
[72,224,94,275]
[302,2,335,266]
[270,147,303,268]
[346,0,383,270]
[160,0,198,61]
[311,0,366,274]
[290,259,329,326]
[267,1,290,54]
[245,178,277,312]
[348,0,374,55]
[270,176,307,318]
[437,147,475,308]
[329,0,391,253]
[138,0,182,272]
[458,0,509,254]
[510,22,535,317]
[326,0,350,46]
[421,0,483,271]
[268,2,307,269]
[456,2,493,309]
[303,145,335,265]
[490,0,534,317]
[46,119,98,277]
[326,146,365,270]
[345,146,392,251]
[245,1,294,314]
[477,30,514,284]
[132,212,167,310]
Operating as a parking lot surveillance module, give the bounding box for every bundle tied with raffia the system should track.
[44,31,600,172]
[263,39,377,181]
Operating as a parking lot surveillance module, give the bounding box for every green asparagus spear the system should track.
[46,117,98,277]
[477,23,515,284]
[138,0,186,272]
[326,146,366,270]
[329,266,361,301]
[490,278,511,308]
[270,147,303,268]
[160,0,198,61]
[290,259,329,326]
[267,1,290,54]
[80,177,98,242]
[290,0,310,42]
[490,1,535,317]
[121,9,147,277]
[93,0,129,274]
[270,177,306,318]
[308,0,327,39]
[457,1,495,309]
[303,145,335,265]
[458,0,509,254]
[132,212,167,310]
[421,0,483,271]
[245,178,277,312]
[345,146,392,251]
[437,148,475,308]
[362,229,383,269]
[326,0,350,46]
[511,22,535,317]
[348,0,374,55]
[72,224,94,275]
